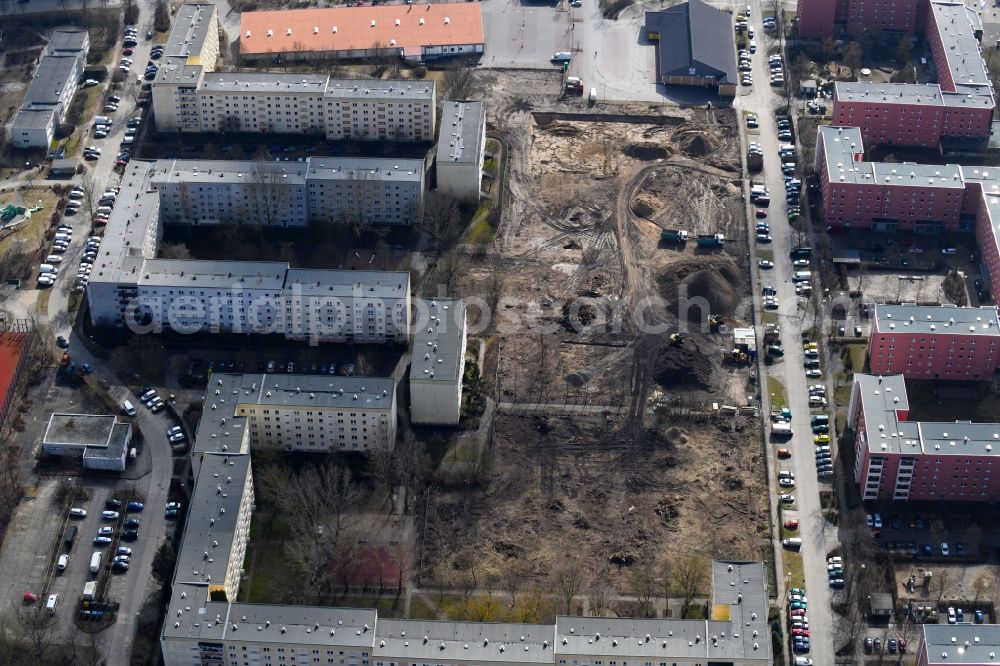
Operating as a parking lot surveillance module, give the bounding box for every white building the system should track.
[435,101,486,200]
[409,298,467,425]
[86,161,413,341]
[42,413,133,472]
[151,157,424,227]
[10,30,90,148]
[226,373,397,452]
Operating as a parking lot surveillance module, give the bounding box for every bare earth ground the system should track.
[422,412,768,593]
[423,71,767,597]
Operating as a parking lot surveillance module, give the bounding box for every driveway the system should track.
[737,0,839,663]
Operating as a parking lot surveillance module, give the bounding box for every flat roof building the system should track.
[410,298,467,425]
[436,100,486,201]
[917,624,1000,665]
[645,0,738,97]
[11,31,89,148]
[42,413,133,472]
[848,373,1000,501]
[239,4,484,62]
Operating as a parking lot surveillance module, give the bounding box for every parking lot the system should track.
[480,0,670,102]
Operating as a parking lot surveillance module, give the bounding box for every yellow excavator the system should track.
[722,348,751,365]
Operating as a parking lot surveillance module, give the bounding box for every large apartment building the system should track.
[848,373,1000,502]
[436,100,487,200]
[797,0,927,37]
[152,157,424,226]
[151,5,436,139]
[868,304,1000,380]
[814,126,1000,295]
[11,30,90,148]
[86,161,411,341]
[821,0,996,149]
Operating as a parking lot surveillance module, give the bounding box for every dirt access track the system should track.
[435,72,766,597]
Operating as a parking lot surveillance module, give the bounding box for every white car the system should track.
[69,507,87,518]
[36,275,55,287]
[44,255,63,264]
[805,369,823,378]
[759,259,774,269]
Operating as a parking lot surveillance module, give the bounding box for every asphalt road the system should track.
[737,1,839,664]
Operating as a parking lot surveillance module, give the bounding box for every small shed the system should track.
[868,592,893,620]
[48,159,77,178]
[799,79,818,97]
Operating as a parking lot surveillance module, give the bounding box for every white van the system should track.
[39,264,57,274]
[57,554,69,571]
[46,594,59,615]
[749,40,757,53]
[122,400,136,417]
[93,116,110,126]
[90,551,102,574]
[793,271,812,283]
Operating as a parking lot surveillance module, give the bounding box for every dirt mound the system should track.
[679,131,719,157]
[622,143,671,160]
[652,339,713,391]
[630,193,659,219]
[658,258,742,322]
[538,121,581,137]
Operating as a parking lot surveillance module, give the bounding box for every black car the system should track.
[124,518,140,529]
[56,336,69,349]
[112,561,129,572]
[121,529,139,541]
[105,499,122,510]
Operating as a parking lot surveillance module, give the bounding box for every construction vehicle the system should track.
[660,229,689,244]
[668,333,685,347]
[564,76,584,95]
[722,348,751,365]
[709,315,737,332]
[60,352,71,367]
[697,233,725,248]
[763,325,780,344]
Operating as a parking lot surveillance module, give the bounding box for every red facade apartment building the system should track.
[802,0,995,148]
[798,0,928,37]
[849,373,1000,502]
[814,126,1000,292]
[868,304,1000,380]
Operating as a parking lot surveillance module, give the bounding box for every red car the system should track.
[23,592,38,604]
[791,628,810,637]
[898,637,907,652]
[755,210,768,218]
[784,519,799,530]
[123,47,134,55]
[789,609,806,617]
[777,448,791,458]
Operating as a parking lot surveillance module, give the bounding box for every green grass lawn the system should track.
[784,550,805,589]
[768,376,787,407]
[834,382,852,407]
[466,215,495,245]
[848,344,867,374]
[762,312,779,326]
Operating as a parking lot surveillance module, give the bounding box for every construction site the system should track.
[421,71,767,605]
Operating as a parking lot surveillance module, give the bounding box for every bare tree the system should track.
[629,564,657,617]
[501,560,529,608]
[672,554,709,617]
[842,42,863,79]
[486,241,505,314]
[248,161,290,228]
[442,63,477,101]
[553,557,585,615]
[154,0,170,32]
[589,582,616,617]
[935,569,951,604]
[11,604,57,661]
[80,173,101,218]
[159,242,193,260]
[423,191,463,253]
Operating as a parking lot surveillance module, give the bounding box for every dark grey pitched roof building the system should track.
[646,0,738,93]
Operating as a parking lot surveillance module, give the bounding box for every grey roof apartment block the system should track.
[919,623,1000,664]
[438,101,485,165]
[874,304,1000,336]
[411,299,466,383]
[23,56,82,106]
[46,30,90,55]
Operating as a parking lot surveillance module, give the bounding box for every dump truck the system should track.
[668,333,685,347]
[660,229,689,243]
[697,233,725,248]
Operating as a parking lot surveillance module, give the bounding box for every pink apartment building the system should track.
[868,304,1000,379]
[798,0,929,37]
[814,126,1000,291]
[848,374,1000,502]
[797,0,839,38]
[817,0,995,148]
